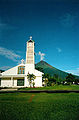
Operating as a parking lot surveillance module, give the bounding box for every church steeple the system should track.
[28,36,34,42]
[26,36,35,65]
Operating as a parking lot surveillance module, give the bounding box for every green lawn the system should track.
[0,92,79,120]
[18,84,79,91]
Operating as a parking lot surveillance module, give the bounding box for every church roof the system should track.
[28,40,34,42]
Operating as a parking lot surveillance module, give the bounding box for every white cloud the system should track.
[56,47,62,53]
[66,68,79,76]
[0,66,11,70]
[0,47,21,62]
[38,51,45,61]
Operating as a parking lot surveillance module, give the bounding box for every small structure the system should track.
[0,36,43,87]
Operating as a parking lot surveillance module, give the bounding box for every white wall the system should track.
[34,76,42,87]
[13,80,17,87]
[25,64,34,74]
[25,77,30,87]
[1,80,12,87]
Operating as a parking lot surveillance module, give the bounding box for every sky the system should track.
[0,0,79,76]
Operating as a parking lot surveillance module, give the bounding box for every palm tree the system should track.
[27,73,36,87]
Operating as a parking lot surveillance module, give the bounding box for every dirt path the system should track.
[29,94,35,102]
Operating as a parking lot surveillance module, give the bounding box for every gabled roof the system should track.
[27,40,34,42]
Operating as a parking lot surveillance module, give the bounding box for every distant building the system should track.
[0,36,43,87]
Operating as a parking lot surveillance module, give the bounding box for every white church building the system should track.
[0,36,43,87]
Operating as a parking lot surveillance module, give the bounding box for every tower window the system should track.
[18,66,25,74]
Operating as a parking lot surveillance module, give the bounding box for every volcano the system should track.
[35,61,78,80]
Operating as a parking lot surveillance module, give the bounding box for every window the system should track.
[23,70,24,74]
[18,66,25,74]
[17,79,24,86]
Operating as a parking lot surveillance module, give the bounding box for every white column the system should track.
[11,76,14,87]
[25,76,30,87]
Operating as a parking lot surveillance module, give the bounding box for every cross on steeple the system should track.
[21,59,24,64]
[29,36,32,40]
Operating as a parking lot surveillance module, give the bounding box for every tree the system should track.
[56,78,63,85]
[42,73,49,87]
[53,74,58,80]
[53,74,59,84]
[27,73,36,87]
[75,78,79,85]
[48,77,56,86]
[66,73,75,85]
[44,78,48,87]
[32,81,35,88]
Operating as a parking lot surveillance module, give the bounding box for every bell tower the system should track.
[26,36,34,64]
[25,36,35,73]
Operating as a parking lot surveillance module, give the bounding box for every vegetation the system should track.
[27,73,36,87]
[18,85,79,91]
[75,78,79,84]
[0,93,79,120]
[41,72,79,87]
[65,73,75,84]
[42,73,49,86]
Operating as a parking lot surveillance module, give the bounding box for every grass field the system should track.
[18,84,79,91]
[0,92,79,120]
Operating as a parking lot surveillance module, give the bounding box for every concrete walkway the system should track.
[0,89,17,91]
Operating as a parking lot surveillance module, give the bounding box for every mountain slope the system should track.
[35,61,70,80]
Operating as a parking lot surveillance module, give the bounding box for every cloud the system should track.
[60,13,76,28]
[56,47,62,53]
[38,51,45,61]
[0,47,21,62]
[0,66,11,70]
[66,68,79,76]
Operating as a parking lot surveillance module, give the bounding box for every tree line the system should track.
[42,73,79,86]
